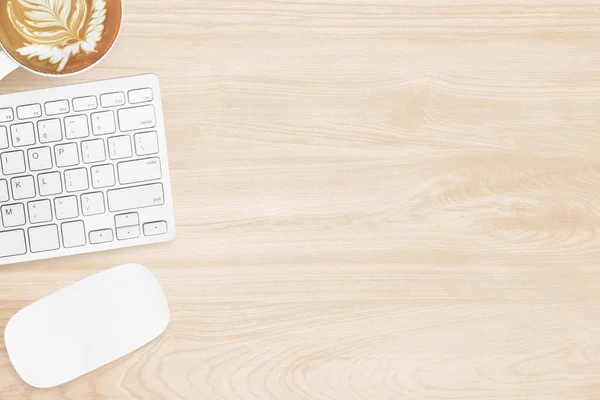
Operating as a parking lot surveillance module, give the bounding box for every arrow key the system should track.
[116,225,140,240]
[143,221,167,237]
[89,229,114,244]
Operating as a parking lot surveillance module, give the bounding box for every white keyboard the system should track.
[0,74,175,265]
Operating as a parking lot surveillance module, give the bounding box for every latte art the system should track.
[0,0,122,75]
[8,0,107,72]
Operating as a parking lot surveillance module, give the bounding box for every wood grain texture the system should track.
[2,0,600,398]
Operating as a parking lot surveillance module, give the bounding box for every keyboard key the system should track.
[55,196,79,220]
[28,147,53,171]
[64,115,89,139]
[17,104,42,120]
[115,212,139,228]
[61,220,86,248]
[11,176,35,200]
[10,122,35,147]
[89,229,113,244]
[81,139,106,163]
[73,96,97,112]
[117,105,156,132]
[0,108,14,123]
[81,192,105,216]
[116,225,140,240]
[38,172,63,196]
[1,151,26,175]
[134,131,159,156]
[91,111,116,136]
[38,119,63,143]
[128,88,153,104]
[55,143,79,167]
[45,100,70,116]
[0,127,8,149]
[117,157,162,185]
[28,199,52,224]
[29,224,60,253]
[143,221,167,236]
[2,203,26,227]
[107,183,164,212]
[0,180,8,202]
[108,135,132,159]
[91,164,115,188]
[64,168,89,193]
[100,92,125,108]
[0,230,26,257]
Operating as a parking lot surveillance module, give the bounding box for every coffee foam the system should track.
[0,0,122,75]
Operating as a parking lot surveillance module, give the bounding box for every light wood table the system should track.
[2,1,600,399]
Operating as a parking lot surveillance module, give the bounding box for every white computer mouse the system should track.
[4,263,169,389]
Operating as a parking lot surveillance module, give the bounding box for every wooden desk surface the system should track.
[2,1,600,399]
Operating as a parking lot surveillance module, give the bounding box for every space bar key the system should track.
[107,183,165,212]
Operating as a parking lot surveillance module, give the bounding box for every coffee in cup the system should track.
[0,0,122,78]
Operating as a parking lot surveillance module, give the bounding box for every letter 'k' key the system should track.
[11,176,35,200]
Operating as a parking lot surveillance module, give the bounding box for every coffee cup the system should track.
[0,0,123,81]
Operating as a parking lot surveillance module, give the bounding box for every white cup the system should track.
[0,0,123,81]
[0,51,18,81]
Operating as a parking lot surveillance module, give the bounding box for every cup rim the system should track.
[0,0,124,78]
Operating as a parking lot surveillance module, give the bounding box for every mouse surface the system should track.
[4,263,169,389]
